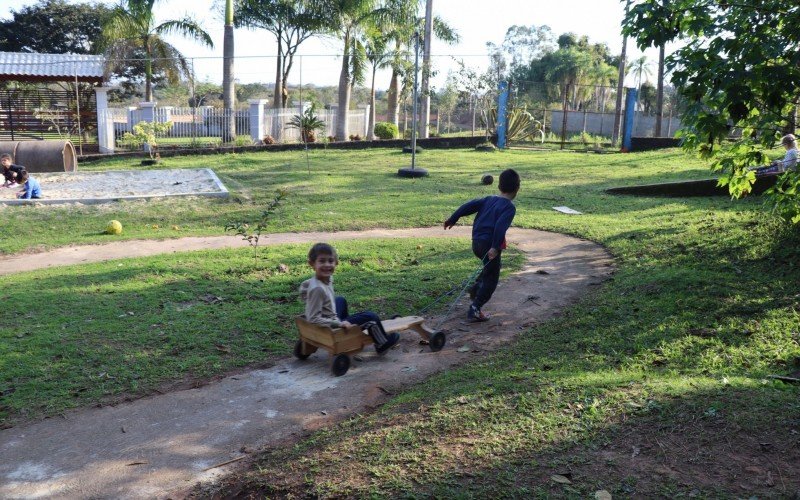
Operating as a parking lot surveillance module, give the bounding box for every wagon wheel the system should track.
[429,331,446,352]
[294,340,311,360]
[331,354,351,376]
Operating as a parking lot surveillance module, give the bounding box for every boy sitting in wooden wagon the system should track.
[299,242,400,354]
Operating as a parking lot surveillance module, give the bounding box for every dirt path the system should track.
[0,227,614,499]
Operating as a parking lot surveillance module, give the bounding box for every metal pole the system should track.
[191,58,196,145]
[8,94,14,141]
[411,31,419,169]
[74,64,83,156]
[560,83,569,150]
[397,32,428,177]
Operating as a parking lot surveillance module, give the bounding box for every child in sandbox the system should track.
[444,168,520,323]
[1,153,25,188]
[753,134,798,177]
[16,170,42,199]
[299,242,400,354]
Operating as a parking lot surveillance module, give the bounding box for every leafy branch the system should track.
[225,188,288,265]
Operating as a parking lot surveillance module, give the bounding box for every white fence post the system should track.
[363,105,370,137]
[94,86,114,153]
[138,102,156,123]
[249,99,268,143]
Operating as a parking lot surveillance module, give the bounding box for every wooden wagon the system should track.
[294,315,446,376]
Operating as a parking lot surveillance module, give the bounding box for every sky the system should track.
[0,0,665,89]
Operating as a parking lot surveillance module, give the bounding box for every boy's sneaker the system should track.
[467,304,489,323]
[375,332,400,354]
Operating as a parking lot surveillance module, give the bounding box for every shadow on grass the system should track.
[199,218,800,498]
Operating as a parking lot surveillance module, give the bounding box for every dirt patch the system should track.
[528,404,800,498]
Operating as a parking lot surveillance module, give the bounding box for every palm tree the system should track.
[321,0,396,141]
[364,29,393,139]
[629,55,652,90]
[102,0,213,102]
[419,0,433,138]
[386,10,458,131]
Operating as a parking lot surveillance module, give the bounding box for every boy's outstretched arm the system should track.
[444,198,483,229]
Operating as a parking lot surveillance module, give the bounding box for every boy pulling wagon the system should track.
[444,168,521,323]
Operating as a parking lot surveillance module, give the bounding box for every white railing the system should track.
[106,104,370,150]
[260,107,367,142]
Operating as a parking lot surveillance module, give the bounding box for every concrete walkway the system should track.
[0,227,614,499]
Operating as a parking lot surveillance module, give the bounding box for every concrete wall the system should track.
[549,110,683,138]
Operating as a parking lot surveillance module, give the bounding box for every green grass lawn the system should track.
[2,147,799,496]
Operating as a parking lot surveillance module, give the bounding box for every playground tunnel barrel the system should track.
[0,140,77,173]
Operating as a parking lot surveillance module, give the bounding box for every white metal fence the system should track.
[105,104,369,151]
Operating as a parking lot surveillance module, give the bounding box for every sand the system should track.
[0,168,228,204]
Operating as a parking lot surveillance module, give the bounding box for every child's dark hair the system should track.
[0,153,11,161]
[18,170,28,182]
[498,168,520,193]
[308,242,337,262]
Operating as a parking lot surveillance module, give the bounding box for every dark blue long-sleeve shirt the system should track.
[446,195,516,250]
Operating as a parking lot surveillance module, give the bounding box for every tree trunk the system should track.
[145,42,153,102]
[387,69,399,127]
[281,46,295,108]
[335,34,352,141]
[655,44,664,137]
[612,9,628,144]
[222,22,236,142]
[272,36,283,140]
[368,66,377,139]
[420,0,433,138]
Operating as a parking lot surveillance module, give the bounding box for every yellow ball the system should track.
[106,220,123,235]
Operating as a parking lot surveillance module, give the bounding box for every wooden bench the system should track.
[294,315,446,376]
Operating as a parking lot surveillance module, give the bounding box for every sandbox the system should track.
[0,168,228,205]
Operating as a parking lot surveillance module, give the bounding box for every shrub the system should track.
[119,121,174,159]
[262,135,275,145]
[235,135,253,147]
[373,122,399,140]
[288,105,325,143]
[349,134,362,141]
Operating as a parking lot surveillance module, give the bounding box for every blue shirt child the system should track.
[19,176,42,199]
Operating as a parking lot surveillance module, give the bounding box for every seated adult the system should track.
[753,134,798,177]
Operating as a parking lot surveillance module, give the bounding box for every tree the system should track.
[639,81,656,114]
[235,0,325,110]
[320,0,396,141]
[384,6,458,130]
[0,0,111,55]
[101,0,213,102]
[628,55,652,89]
[510,30,617,110]
[435,73,459,134]
[623,0,800,220]
[487,24,556,77]
[222,0,235,142]
[654,43,665,136]
[364,29,393,139]
[419,0,433,138]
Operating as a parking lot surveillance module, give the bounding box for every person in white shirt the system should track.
[755,134,798,177]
